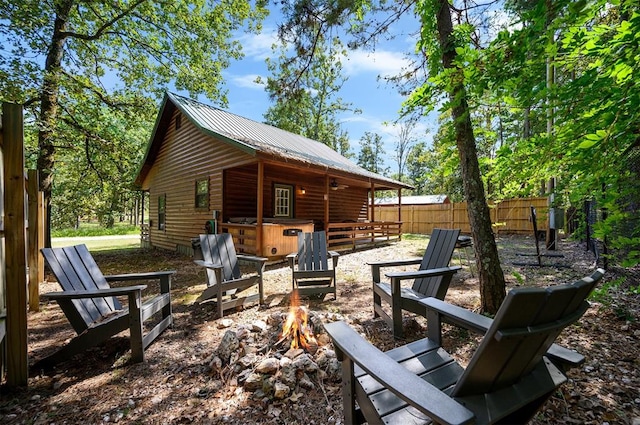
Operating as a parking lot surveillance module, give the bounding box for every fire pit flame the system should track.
[280,290,318,354]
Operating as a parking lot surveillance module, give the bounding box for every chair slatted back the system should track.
[41,244,121,333]
[413,228,461,296]
[297,231,329,271]
[452,269,604,397]
[199,234,241,284]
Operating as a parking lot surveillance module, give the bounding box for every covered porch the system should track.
[219,160,408,259]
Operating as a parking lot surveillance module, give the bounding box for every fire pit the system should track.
[278,289,318,354]
[206,291,341,401]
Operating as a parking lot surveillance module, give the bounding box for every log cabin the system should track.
[134,92,412,260]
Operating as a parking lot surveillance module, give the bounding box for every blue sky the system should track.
[212,11,434,171]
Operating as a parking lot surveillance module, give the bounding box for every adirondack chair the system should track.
[194,233,267,318]
[38,244,174,366]
[370,228,461,338]
[286,231,339,300]
[325,268,605,425]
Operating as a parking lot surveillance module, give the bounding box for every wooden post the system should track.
[27,170,40,312]
[3,102,28,386]
[38,191,45,286]
[255,161,264,256]
[324,175,330,232]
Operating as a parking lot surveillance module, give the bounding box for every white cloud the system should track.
[236,28,279,61]
[342,49,411,78]
[230,74,264,90]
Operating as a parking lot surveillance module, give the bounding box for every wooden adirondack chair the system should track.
[325,268,605,425]
[370,228,461,338]
[286,231,339,300]
[38,244,174,366]
[194,233,267,318]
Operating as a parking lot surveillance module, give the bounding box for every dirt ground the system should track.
[1,234,639,424]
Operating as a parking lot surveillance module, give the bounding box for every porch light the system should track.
[330,179,339,190]
[300,187,306,195]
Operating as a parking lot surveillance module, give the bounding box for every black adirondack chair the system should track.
[194,233,267,317]
[325,268,605,425]
[38,244,174,366]
[370,228,461,338]
[286,231,339,300]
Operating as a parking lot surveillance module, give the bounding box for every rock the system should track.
[216,330,240,365]
[252,320,268,332]
[299,373,314,390]
[238,354,257,369]
[279,360,298,386]
[273,381,291,399]
[244,373,263,391]
[236,327,250,340]
[256,357,279,374]
[284,347,304,359]
[217,318,234,328]
[208,355,223,372]
[293,353,319,373]
[279,356,292,368]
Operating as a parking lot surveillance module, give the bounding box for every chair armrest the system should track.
[369,258,422,268]
[237,254,267,275]
[420,297,585,369]
[385,266,461,283]
[324,321,475,425]
[105,270,175,282]
[329,251,340,267]
[194,260,223,270]
[105,271,174,295]
[286,253,297,269]
[43,285,147,300]
[369,258,422,283]
[236,254,268,264]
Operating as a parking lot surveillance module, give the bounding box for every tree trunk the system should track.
[37,0,73,247]
[435,0,506,313]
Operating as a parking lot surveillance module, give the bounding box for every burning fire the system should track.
[280,290,318,354]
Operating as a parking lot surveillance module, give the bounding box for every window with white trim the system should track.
[274,184,293,218]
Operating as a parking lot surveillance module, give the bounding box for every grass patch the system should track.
[52,223,140,238]
[402,233,430,241]
[52,236,140,251]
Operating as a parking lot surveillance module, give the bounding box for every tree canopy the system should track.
[0,0,268,240]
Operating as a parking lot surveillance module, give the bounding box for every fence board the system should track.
[374,197,549,235]
[2,102,28,386]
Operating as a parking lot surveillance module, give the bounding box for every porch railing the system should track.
[219,221,402,257]
[326,221,402,250]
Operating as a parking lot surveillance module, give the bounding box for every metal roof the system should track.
[375,195,450,205]
[167,92,408,187]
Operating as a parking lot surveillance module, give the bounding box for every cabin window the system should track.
[158,194,166,230]
[274,183,293,218]
[175,113,182,130]
[195,178,209,209]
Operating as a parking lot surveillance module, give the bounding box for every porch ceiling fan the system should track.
[330,178,349,190]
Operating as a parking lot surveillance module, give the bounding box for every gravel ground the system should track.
[1,233,638,424]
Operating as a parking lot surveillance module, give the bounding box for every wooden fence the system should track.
[1,102,45,387]
[374,197,550,235]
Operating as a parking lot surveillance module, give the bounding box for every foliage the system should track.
[391,119,418,180]
[480,0,640,266]
[262,29,354,156]
[590,276,639,321]
[357,131,389,175]
[0,0,268,233]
